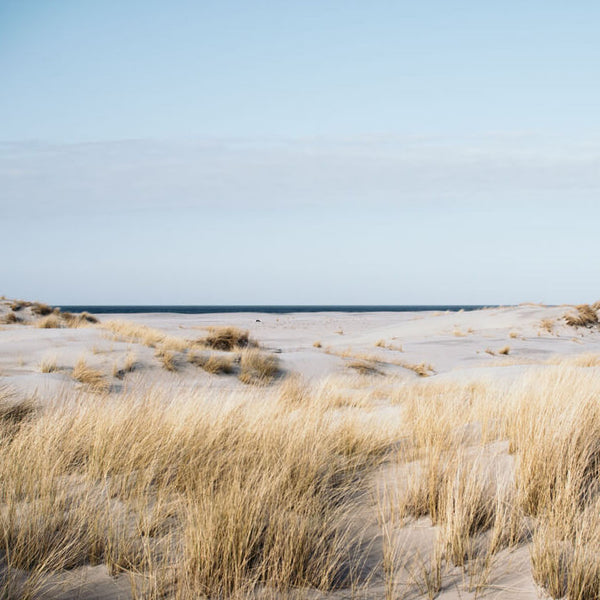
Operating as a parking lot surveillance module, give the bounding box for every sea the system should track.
[59,305,495,315]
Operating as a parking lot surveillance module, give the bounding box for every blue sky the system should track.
[1,1,599,304]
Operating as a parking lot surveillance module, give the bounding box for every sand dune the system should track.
[1,298,599,598]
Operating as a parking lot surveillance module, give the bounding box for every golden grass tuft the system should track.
[239,349,279,384]
[30,302,53,316]
[0,386,393,597]
[278,374,310,406]
[203,354,235,374]
[72,358,109,392]
[375,340,404,352]
[564,304,599,328]
[35,314,63,328]
[547,353,600,368]
[9,299,30,311]
[102,320,187,350]
[155,348,178,372]
[399,361,434,377]
[0,388,37,429]
[313,340,322,348]
[113,352,137,379]
[498,345,510,355]
[440,456,496,566]
[188,352,236,375]
[35,310,99,329]
[509,330,519,338]
[347,360,384,376]
[39,355,58,373]
[203,326,251,351]
[1,311,21,324]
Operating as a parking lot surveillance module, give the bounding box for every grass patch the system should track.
[35,311,99,329]
[35,314,63,329]
[203,326,252,351]
[189,352,235,375]
[72,358,109,392]
[113,352,137,379]
[347,360,384,376]
[102,320,187,350]
[239,349,279,384]
[1,311,22,324]
[155,348,178,372]
[0,386,392,597]
[564,304,599,328]
[39,356,58,373]
[30,302,53,316]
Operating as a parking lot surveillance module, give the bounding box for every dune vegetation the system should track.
[3,300,600,598]
[0,364,598,598]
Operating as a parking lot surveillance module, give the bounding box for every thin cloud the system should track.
[1,134,599,219]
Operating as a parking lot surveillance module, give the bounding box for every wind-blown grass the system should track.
[0,385,394,598]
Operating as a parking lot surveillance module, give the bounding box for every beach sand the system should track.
[0,299,598,599]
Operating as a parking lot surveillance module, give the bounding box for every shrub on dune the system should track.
[204,326,252,351]
[35,314,63,329]
[564,304,599,328]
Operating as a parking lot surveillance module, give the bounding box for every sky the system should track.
[1,1,599,304]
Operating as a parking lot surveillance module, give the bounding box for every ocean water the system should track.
[59,305,495,315]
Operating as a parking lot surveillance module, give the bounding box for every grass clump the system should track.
[399,361,434,377]
[0,388,36,429]
[239,349,279,384]
[189,352,236,375]
[540,318,555,333]
[35,314,63,329]
[278,374,310,406]
[35,311,99,329]
[375,339,404,351]
[31,302,53,316]
[102,320,187,350]
[72,358,109,392]
[9,299,30,311]
[347,360,384,376]
[0,386,392,597]
[564,304,599,328]
[1,311,21,324]
[64,311,99,325]
[39,356,58,373]
[204,326,251,351]
[203,354,235,374]
[155,348,178,372]
[113,352,137,379]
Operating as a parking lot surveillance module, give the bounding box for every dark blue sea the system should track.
[59,305,495,315]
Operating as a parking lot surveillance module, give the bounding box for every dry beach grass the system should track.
[1,300,600,598]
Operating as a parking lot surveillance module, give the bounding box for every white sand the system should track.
[1,303,596,398]
[0,300,598,598]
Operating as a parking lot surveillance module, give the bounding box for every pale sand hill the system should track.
[1,302,597,395]
[0,298,599,599]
